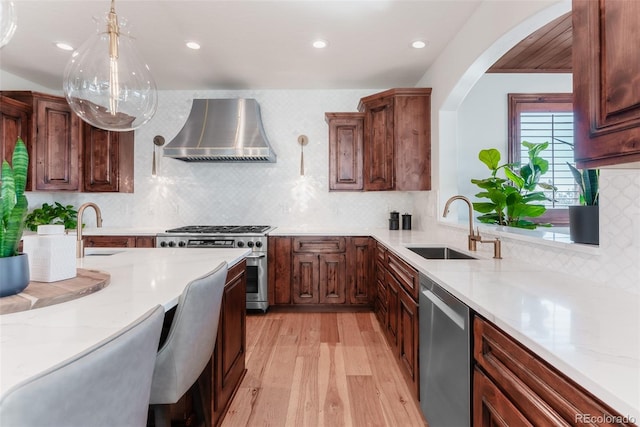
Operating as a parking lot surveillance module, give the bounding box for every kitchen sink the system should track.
[406,246,477,260]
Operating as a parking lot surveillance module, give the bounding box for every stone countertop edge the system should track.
[0,247,251,397]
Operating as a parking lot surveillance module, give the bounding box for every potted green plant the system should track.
[0,137,30,297]
[567,163,599,245]
[25,202,79,232]
[471,141,555,230]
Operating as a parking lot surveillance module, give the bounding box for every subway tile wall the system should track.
[27,89,414,230]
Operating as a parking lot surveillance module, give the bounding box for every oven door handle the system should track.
[245,253,266,259]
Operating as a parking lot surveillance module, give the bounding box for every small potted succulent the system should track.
[0,137,30,297]
[567,163,599,245]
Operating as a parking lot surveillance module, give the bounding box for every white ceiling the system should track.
[0,0,482,91]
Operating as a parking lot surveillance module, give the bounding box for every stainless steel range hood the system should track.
[163,98,277,162]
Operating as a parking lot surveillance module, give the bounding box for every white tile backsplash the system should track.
[414,169,640,294]
[26,89,414,229]
[24,89,640,294]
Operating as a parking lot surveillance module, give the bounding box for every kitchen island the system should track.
[0,247,250,399]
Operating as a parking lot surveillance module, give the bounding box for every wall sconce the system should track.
[298,135,309,176]
[63,0,157,131]
[152,135,165,177]
[0,1,17,48]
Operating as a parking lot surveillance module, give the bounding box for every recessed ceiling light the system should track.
[312,39,328,49]
[55,42,74,51]
[186,41,201,50]
[411,40,427,49]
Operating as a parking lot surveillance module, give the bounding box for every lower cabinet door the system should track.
[319,253,346,304]
[398,288,419,397]
[212,262,246,425]
[292,254,320,304]
[473,368,532,427]
[385,271,400,349]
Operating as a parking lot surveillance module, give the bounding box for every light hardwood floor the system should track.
[221,311,427,427]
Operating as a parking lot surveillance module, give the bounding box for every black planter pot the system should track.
[569,205,599,245]
[0,253,30,297]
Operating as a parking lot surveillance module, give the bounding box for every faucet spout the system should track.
[76,202,103,258]
[442,195,502,259]
[443,195,478,251]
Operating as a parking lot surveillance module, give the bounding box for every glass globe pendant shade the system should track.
[0,1,18,48]
[63,8,157,131]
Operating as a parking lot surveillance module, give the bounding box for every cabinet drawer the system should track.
[386,251,419,301]
[474,316,634,426]
[293,237,346,253]
[375,241,387,262]
[83,235,136,248]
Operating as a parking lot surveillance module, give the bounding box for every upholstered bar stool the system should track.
[0,305,165,427]
[149,261,228,427]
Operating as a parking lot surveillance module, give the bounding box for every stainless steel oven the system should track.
[156,225,272,312]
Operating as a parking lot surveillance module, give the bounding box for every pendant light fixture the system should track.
[0,1,17,48]
[63,0,157,132]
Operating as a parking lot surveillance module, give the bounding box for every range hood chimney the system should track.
[163,98,277,162]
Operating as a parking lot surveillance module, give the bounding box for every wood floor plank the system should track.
[346,375,387,427]
[361,328,427,426]
[221,311,426,427]
[337,312,371,376]
[320,312,340,344]
[317,343,352,426]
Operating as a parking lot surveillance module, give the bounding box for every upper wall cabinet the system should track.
[573,0,640,168]
[326,88,431,192]
[326,112,364,191]
[1,91,134,192]
[359,88,431,191]
[0,96,32,188]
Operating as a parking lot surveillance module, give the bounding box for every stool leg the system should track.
[153,404,171,427]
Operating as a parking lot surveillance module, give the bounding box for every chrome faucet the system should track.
[76,202,103,258]
[442,195,502,259]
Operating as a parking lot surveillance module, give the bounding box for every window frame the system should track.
[507,93,573,226]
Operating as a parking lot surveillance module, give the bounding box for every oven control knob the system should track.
[168,241,176,247]
[178,241,186,247]
[237,241,245,248]
[255,241,263,248]
[247,241,255,248]
[160,241,168,247]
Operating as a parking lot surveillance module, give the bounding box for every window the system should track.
[508,93,576,226]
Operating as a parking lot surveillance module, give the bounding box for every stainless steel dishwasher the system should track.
[419,273,471,427]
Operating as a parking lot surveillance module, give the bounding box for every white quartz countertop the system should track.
[274,227,640,421]
[0,247,250,396]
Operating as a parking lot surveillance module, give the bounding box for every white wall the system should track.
[23,89,414,230]
[413,0,640,294]
[456,73,572,210]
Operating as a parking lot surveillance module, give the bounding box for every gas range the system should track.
[156,225,274,249]
[156,225,274,312]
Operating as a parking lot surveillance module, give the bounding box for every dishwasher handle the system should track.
[423,288,466,331]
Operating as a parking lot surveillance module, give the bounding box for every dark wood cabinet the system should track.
[573,0,640,167]
[292,237,347,305]
[326,112,364,191]
[83,235,156,248]
[347,236,374,305]
[1,91,133,192]
[0,96,32,189]
[211,260,247,426]
[473,315,635,426]
[82,124,134,192]
[398,287,418,397]
[358,88,431,191]
[374,240,419,399]
[269,236,373,308]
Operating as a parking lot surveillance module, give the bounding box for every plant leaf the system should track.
[478,149,501,170]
